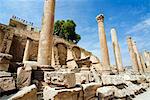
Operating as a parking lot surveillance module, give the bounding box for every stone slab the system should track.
[8,84,37,100]
[44,71,76,88]
[43,86,83,100]
[0,76,16,93]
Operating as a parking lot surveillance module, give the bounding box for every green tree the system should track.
[54,20,81,44]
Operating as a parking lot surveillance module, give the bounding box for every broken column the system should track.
[126,36,139,73]
[37,0,55,65]
[23,38,33,63]
[110,28,124,72]
[96,14,111,74]
[132,41,144,73]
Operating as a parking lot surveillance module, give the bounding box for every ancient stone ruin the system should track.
[0,0,150,100]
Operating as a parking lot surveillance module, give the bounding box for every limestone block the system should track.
[75,72,91,84]
[67,60,78,69]
[0,54,12,62]
[139,83,149,89]
[114,88,127,98]
[0,71,11,77]
[0,75,16,93]
[0,64,9,71]
[82,83,101,100]
[92,63,103,72]
[122,75,138,81]
[136,75,147,83]
[101,75,124,85]
[23,61,38,70]
[8,84,37,100]
[96,86,114,99]
[0,53,12,71]
[44,71,76,88]
[17,65,32,88]
[125,81,141,93]
[90,55,100,64]
[43,86,83,100]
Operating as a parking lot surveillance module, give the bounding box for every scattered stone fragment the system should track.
[82,83,101,100]
[43,86,83,100]
[8,84,37,100]
[17,64,32,88]
[44,71,76,88]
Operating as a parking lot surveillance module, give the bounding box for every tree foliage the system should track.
[54,20,81,44]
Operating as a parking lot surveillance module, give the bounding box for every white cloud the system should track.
[126,18,150,34]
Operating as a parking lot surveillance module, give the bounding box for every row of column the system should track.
[96,14,124,74]
[23,0,147,75]
[127,37,146,74]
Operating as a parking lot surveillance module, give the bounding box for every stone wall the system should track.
[0,23,100,71]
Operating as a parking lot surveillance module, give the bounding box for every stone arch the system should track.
[72,46,81,60]
[55,43,67,65]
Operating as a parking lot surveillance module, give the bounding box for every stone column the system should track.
[96,14,111,73]
[144,51,150,67]
[37,0,55,65]
[132,41,144,73]
[139,54,146,73]
[126,36,139,73]
[110,28,124,72]
[23,38,32,63]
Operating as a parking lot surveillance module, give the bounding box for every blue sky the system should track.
[0,0,150,66]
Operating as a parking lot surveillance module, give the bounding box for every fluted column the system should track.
[96,14,111,73]
[132,41,144,73]
[23,38,32,63]
[127,37,139,73]
[111,28,124,72]
[37,0,55,65]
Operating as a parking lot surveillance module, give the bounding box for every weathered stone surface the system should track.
[43,86,83,100]
[23,61,37,70]
[17,65,32,88]
[0,32,14,54]
[90,55,100,64]
[44,71,76,88]
[111,28,124,72]
[0,53,12,71]
[0,53,13,61]
[127,37,139,73]
[0,71,11,77]
[0,75,16,93]
[132,41,144,73]
[82,83,101,100]
[37,0,55,65]
[101,75,124,85]
[96,86,114,99]
[8,84,37,100]
[23,38,33,63]
[75,72,91,84]
[125,81,142,93]
[96,14,111,73]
